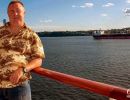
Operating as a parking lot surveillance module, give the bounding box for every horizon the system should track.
[1,0,130,32]
[37,26,130,32]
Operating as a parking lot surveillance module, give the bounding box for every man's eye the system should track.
[10,11,14,13]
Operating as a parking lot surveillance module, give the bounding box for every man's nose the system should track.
[14,12,18,16]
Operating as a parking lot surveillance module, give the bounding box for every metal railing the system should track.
[32,67,130,100]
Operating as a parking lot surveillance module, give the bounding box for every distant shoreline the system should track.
[37,27,130,37]
[37,31,93,37]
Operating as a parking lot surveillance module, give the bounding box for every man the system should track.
[0,1,45,100]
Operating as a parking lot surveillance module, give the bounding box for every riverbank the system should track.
[37,31,93,37]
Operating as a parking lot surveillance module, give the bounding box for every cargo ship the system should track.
[93,34,130,39]
[93,30,130,39]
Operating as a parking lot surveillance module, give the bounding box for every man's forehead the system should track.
[8,3,24,10]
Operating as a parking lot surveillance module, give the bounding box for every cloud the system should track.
[72,5,77,8]
[40,19,52,23]
[72,2,94,8]
[0,23,2,26]
[80,5,86,8]
[84,3,94,8]
[101,13,108,17]
[102,3,114,7]
[31,24,93,32]
[126,0,130,3]
[123,8,130,15]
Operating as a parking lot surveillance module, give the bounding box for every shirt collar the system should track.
[5,22,27,29]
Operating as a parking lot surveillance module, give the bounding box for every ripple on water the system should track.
[31,36,130,100]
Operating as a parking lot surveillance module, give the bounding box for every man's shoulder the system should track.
[0,22,10,31]
[25,26,39,37]
[0,25,6,30]
[24,26,35,33]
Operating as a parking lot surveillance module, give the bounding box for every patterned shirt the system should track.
[0,23,45,88]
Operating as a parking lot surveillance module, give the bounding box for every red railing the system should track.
[32,67,130,100]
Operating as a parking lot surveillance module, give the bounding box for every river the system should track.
[31,36,130,100]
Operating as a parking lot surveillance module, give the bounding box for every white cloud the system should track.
[80,6,86,8]
[123,8,130,15]
[72,5,77,8]
[102,3,114,7]
[126,0,130,3]
[44,20,52,23]
[101,13,108,17]
[0,23,2,26]
[40,19,52,23]
[31,25,93,32]
[84,3,94,8]
[73,2,94,8]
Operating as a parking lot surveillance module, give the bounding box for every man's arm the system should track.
[25,58,43,72]
[9,58,43,84]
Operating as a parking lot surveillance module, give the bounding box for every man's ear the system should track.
[24,9,26,14]
[23,7,26,14]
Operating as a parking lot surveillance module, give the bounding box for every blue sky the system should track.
[1,0,130,31]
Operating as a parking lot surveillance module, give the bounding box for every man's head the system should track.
[7,1,25,27]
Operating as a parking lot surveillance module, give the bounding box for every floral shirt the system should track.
[0,23,45,88]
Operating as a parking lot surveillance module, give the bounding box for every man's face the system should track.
[8,3,25,26]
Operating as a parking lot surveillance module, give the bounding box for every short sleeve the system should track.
[30,32,45,60]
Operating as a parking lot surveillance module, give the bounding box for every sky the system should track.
[1,0,130,32]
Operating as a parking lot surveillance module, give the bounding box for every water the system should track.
[31,36,130,100]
